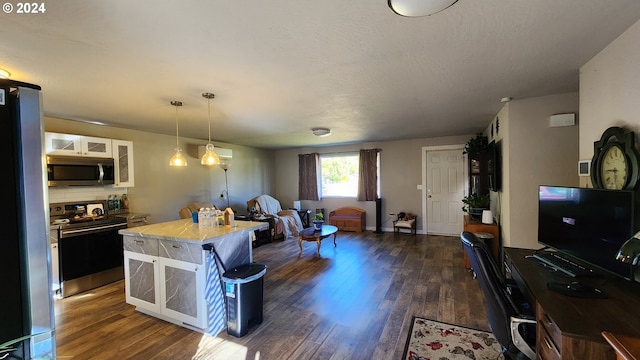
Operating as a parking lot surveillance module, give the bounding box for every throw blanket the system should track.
[276,210,303,238]
[255,194,282,215]
[253,195,303,238]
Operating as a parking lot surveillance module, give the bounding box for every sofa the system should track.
[329,207,365,232]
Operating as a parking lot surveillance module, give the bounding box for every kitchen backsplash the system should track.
[48,186,128,204]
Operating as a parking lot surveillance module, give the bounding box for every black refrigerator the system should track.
[1,79,55,359]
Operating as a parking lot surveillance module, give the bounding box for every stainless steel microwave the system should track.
[47,155,115,187]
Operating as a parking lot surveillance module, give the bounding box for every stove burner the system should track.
[69,215,106,223]
[59,217,127,232]
[50,200,128,232]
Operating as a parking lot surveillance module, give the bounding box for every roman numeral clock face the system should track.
[600,145,628,189]
[591,126,640,190]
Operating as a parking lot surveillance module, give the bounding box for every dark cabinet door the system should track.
[469,151,490,195]
[59,230,123,281]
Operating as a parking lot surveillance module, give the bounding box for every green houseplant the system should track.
[312,212,324,230]
[0,331,60,359]
[462,193,490,220]
[463,133,489,154]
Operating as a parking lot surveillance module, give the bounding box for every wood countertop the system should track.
[506,247,640,343]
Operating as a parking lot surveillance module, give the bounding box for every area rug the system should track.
[402,316,504,360]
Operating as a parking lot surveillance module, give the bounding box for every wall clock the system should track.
[591,126,640,190]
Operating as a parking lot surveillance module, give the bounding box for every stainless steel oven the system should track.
[50,201,128,297]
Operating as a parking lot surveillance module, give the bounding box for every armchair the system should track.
[246,195,303,239]
[460,231,536,360]
[179,202,217,219]
[393,212,416,235]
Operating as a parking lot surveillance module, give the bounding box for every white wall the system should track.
[486,93,579,250]
[504,93,580,249]
[490,18,640,250]
[580,19,640,178]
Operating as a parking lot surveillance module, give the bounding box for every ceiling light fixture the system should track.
[500,97,513,103]
[200,92,220,166]
[312,127,331,137]
[388,0,458,17]
[169,100,187,167]
[0,68,10,79]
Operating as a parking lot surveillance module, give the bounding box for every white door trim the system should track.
[421,144,466,235]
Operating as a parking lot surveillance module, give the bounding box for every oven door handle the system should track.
[61,223,127,237]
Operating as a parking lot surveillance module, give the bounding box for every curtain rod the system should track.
[298,149,381,156]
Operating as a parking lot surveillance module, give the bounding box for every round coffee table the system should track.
[298,225,338,257]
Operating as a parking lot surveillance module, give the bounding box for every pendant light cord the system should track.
[175,105,179,147]
[208,98,212,143]
[171,100,183,148]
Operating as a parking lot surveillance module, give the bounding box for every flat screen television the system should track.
[538,185,635,280]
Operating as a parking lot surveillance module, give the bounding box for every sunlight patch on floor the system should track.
[191,334,253,360]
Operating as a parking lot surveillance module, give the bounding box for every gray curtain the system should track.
[357,149,379,201]
[298,153,319,201]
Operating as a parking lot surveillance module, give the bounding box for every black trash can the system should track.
[222,263,267,337]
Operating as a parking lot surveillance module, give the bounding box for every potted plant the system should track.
[1,331,56,359]
[312,212,324,230]
[463,133,489,154]
[462,193,490,220]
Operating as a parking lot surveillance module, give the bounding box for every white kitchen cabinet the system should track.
[82,136,112,158]
[111,139,135,187]
[124,250,161,313]
[45,132,112,158]
[45,132,82,156]
[159,256,206,329]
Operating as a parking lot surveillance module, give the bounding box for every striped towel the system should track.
[205,251,226,336]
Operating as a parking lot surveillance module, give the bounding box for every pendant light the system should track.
[169,100,187,167]
[0,68,10,79]
[200,92,220,166]
[388,0,458,17]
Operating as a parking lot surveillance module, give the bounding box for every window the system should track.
[320,153,359,197]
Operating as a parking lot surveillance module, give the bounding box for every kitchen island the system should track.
[119,219,267,334]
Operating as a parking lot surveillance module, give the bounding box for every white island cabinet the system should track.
[120,219,266,333]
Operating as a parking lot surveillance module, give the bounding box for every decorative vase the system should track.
[313,221,323,230]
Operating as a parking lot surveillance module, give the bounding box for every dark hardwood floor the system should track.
[54,231,489,359]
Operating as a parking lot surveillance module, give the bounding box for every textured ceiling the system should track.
[2,0,640,149]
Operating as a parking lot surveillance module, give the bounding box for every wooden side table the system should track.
[463,215,499,269]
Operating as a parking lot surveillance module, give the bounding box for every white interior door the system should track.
[426,149,464,235]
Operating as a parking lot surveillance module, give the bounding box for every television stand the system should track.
[506,247,640,359]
